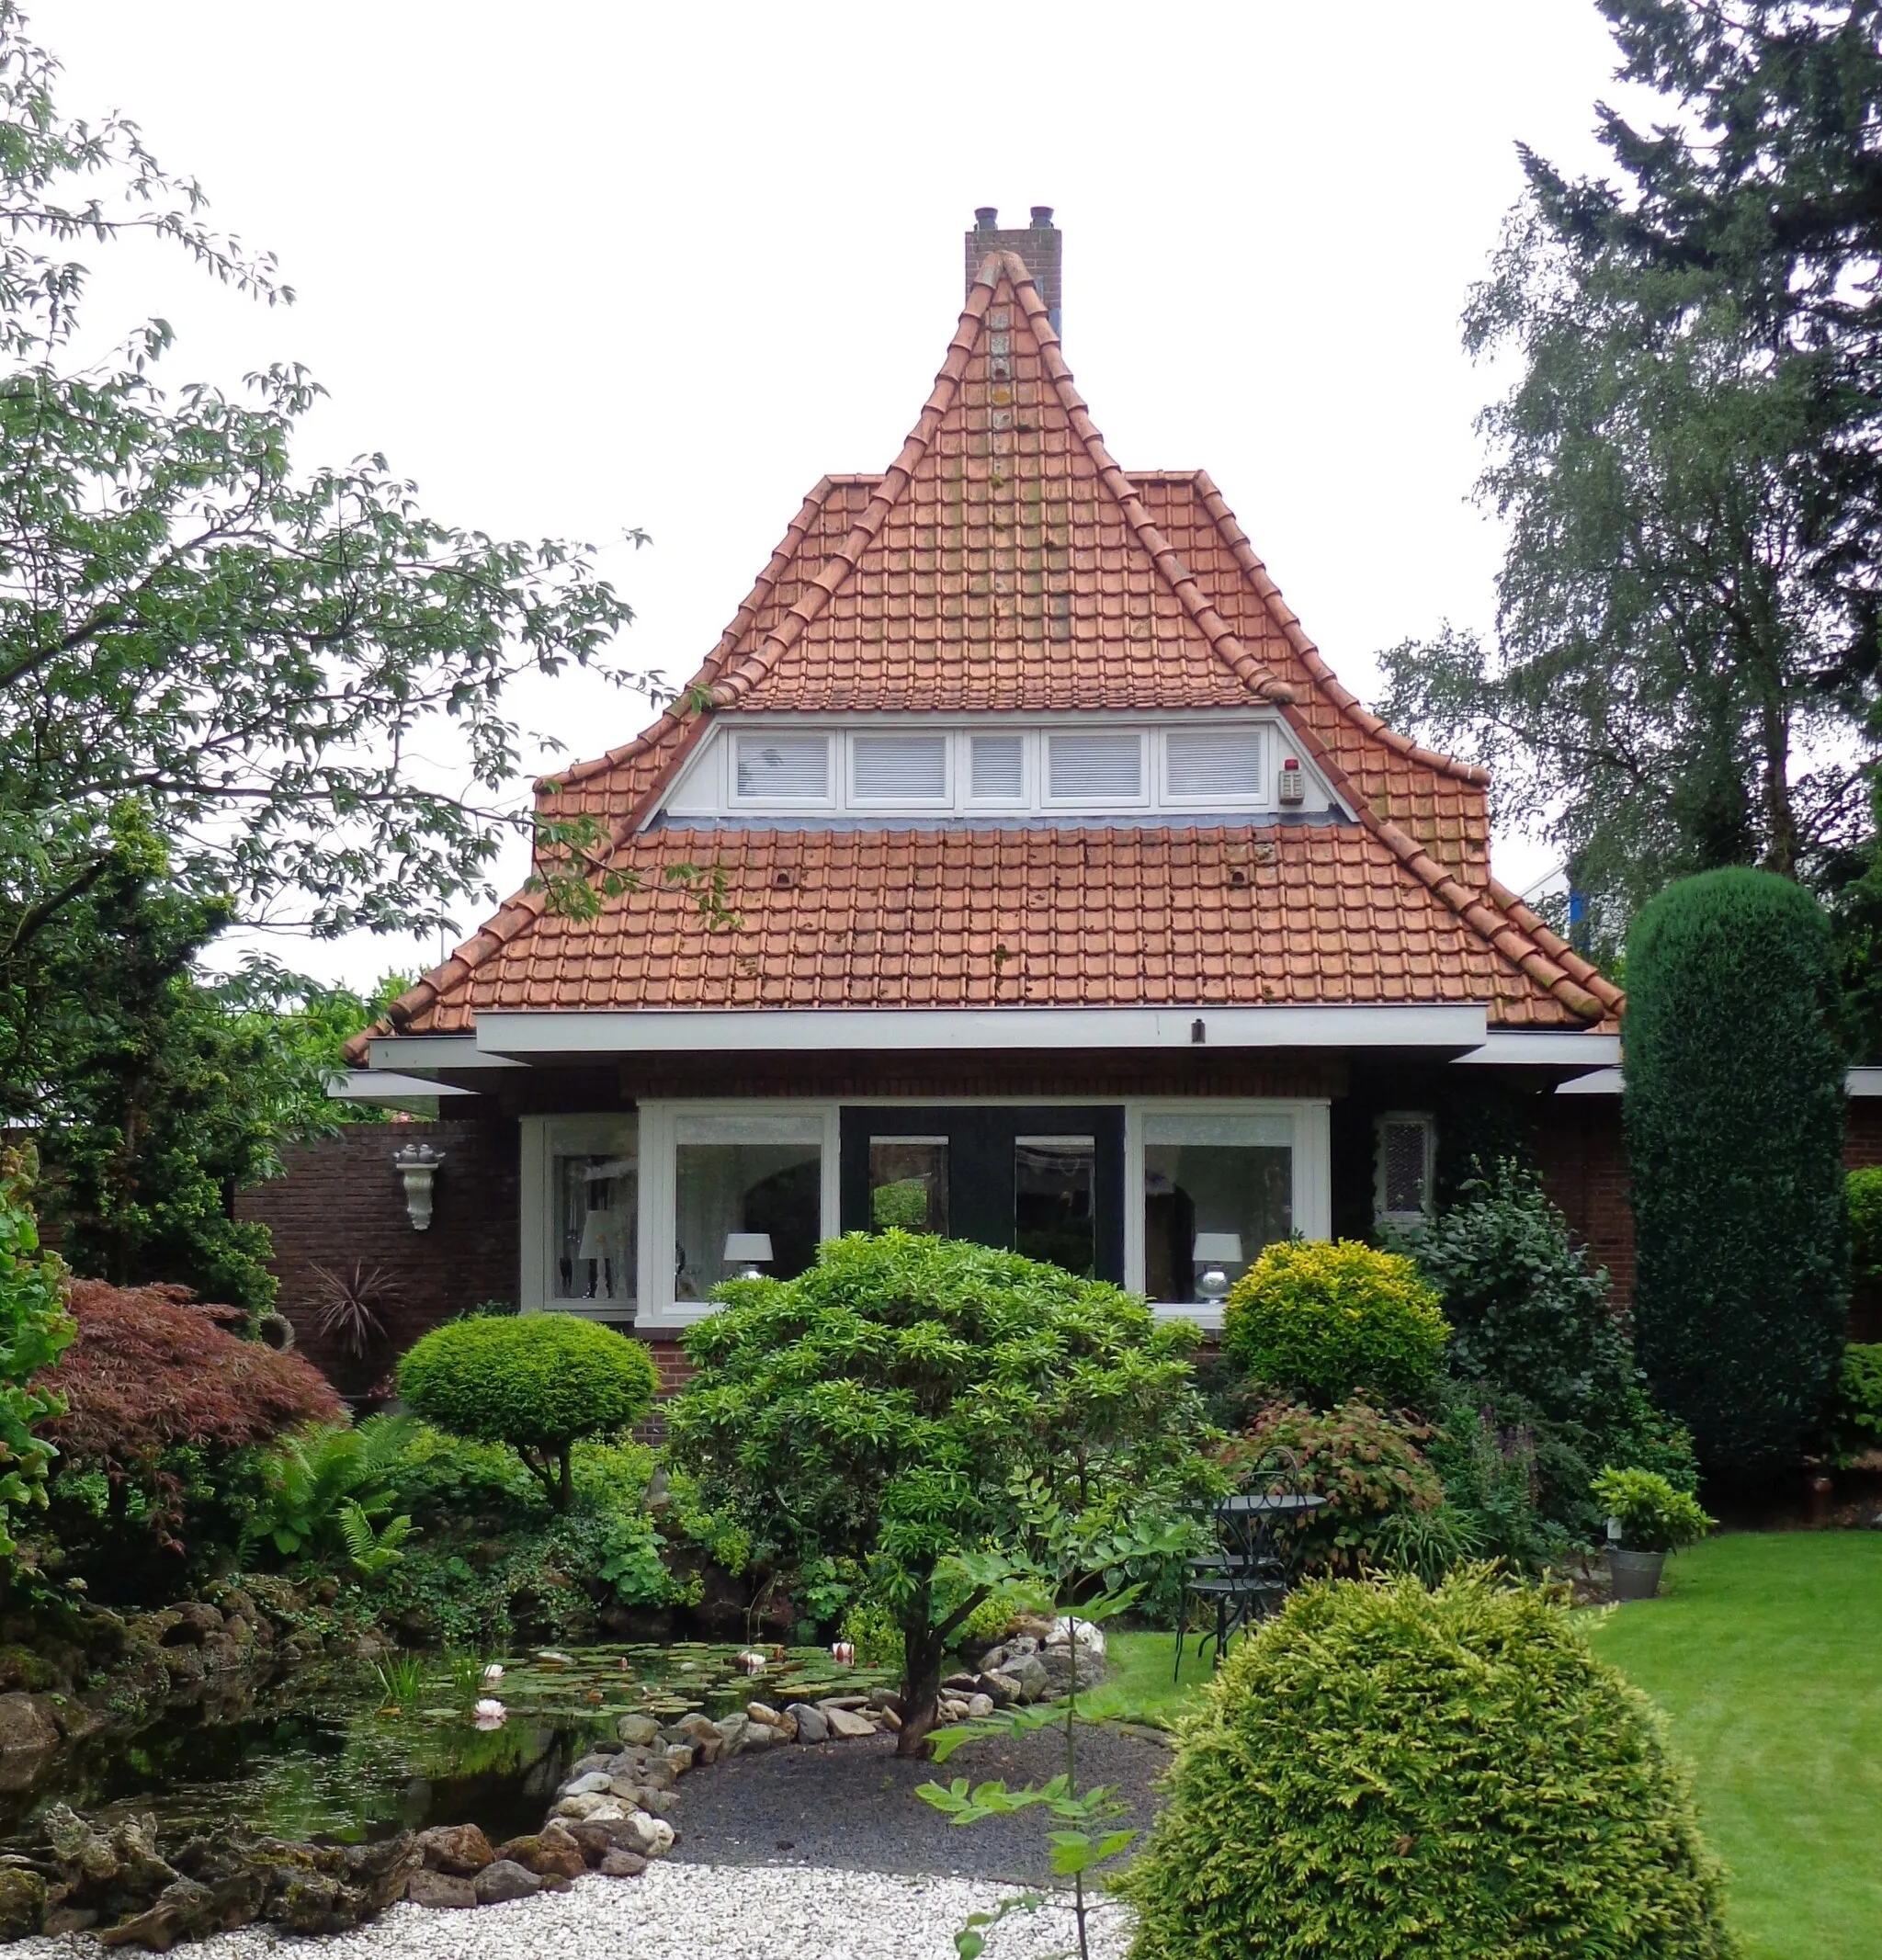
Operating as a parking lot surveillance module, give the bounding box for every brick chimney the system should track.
[965,206,1062,337]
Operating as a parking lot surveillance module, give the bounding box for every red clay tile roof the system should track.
[348,252,1621,1059]
[407,825,1601,1028]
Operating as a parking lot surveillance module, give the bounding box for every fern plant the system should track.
[243,1412,418,1561]
[340,1499,416,1580]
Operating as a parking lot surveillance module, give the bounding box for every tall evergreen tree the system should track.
[1380,2,1882,957]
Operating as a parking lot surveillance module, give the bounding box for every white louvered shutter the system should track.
[853,732,947,799]
[734,734,829,799]
[1166,727,1264,800]
[1048,731,1142,800]
[969,735,1026,799]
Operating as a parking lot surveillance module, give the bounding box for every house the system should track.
[294,210,1654,1389]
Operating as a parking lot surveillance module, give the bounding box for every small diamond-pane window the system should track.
[1375,1114,1435,1228]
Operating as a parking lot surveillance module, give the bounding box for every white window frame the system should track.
[1041,729,1150,810]
[1374,1110,1437,1231]
[518,1113,641,1320]
[730,731,837,809]
[635,1100,843,1327]
[1157,723,1271,807]
[962,729,1032,808]
[1124,1099,1331,1331]
[847,731,953,808]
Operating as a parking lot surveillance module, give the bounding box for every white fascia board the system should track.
[1454,1032,1623,1069]
[367,1036,528,1074]
[472,1003,1488,1057]
[327,1071,475,1101]
[1561,1064,1882,1098]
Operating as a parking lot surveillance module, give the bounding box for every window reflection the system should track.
[554,1153,636,1305]
[1015,1136,1096,1276]
[675,1143,822,1301]
[869,1139,949,1233]
[1143,1123,1292,1304]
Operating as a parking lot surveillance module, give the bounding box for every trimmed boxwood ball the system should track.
[397,1314,657,1510]
[1120,1569,1739,1960]
[1222,1239,1448,1409]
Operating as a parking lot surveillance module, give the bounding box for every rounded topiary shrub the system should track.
[398,1314,658,1510]
[1222,1239,1447,1408]
[1120,1569,1739,1960]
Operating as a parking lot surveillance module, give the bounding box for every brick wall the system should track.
[1535,1097,1636,1300]
[236,1118,519,1395]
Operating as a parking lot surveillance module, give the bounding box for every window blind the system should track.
[969,734,1026,799]
[853,732,947,799]
[1165,727,1263,799]
[734,735,828,799]
[1048,731,1142,800]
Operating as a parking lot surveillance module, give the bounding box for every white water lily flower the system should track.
[482,1663,505,1684]
[472,1697,507,1728]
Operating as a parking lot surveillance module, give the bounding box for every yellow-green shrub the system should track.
[1120,1569,1739,1960]
[1222,1240,1448,1408]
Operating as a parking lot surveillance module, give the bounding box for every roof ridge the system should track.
[1484,878,1627,1014]
[997,256,1294,706]
[1186,472,1490,788]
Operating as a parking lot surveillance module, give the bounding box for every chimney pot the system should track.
[963,205,1064,337]
[974,206,999,229]
[1030,205,1055,226]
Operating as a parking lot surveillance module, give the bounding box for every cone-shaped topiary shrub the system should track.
[1625,867,1847,1473]
[1222,1239,1448,1408]
[1120,1568,1739,1960]
[399,1314,658,1510]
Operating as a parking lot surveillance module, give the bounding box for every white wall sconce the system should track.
[394,1142,446,1230]
[722,1231,773,1279]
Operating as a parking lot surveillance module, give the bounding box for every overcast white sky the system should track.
[33,0,1658,992]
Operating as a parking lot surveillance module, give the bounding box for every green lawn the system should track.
[1585,1532,1882,1960]
[1107,1535,1882,1960]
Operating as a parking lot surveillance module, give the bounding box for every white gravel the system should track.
[14,1865,1136,1960]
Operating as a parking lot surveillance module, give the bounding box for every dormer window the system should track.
[664,715,1337,824]
[734,732,830,800]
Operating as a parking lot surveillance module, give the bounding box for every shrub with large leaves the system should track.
[665,1230,1211,1752]
[1120,1569,1739,1960]
[0,1148,74,1557]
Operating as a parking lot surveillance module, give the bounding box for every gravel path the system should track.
[12,1866,1136,1960]
[666,1723,1173,1881]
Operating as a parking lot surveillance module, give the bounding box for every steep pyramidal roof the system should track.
[355,252,1620,1051]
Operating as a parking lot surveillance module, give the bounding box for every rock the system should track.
[661,1745,694,1778]
[1048,1615,1106,1658]
[966,1694,994,1718]
[979,1644,1008,1672]
[711,1713,750,1757]
[472,1859,541,1905]
[492,1830,584,1882]
[533,1649,575,1666]
[1006,1634,1040,1657]
[584,1797,629,1823]
[612,1813,675,1860]
[414,1823,493,1876]
[1006,1653,1050,1703]
[787,1703,829,1743]
[941,1671,978,1694]
[0,1867,44,1940]
[550,1790,610,1821]
[980,1671,1020,1707]
[559,1770,615,1798]
[878,1706,902,1731]
[627,1786,676,1819]
[572,1751,617,1777]
[675,1712,719,1745]
[405,1870,477,1909]
[1037,1646,1107,1697]
[617,1714,663,1747]
[824,1705,876,1739]
[0,1694,59,1756]
[43,1907,97,1936]
[816,1694,871,1711]
[99,1876,221,1949]
[597,1850,648,1878]
[867,1687,905,1715]
[762,1708,798,1741]
[746,1700,783,1726]
[741,1719,783,1750]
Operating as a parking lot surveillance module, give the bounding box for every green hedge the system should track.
[398,1315,657,1510]
[1120,1569,1738,1959]
[1827,1343,1882,1467]
[1624,868,1847,1472]
[1222,1240,1447,1409]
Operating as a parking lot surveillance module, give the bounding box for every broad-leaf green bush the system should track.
[398,1315,657,1511]
[1826,1343,1882,1467]
[1626,868,1847,1472]
[1120,1569,1740,1960]
[1222,1240,1447,1409]
[0,1147,74,1558]
[666,1229,1211,1749]
[1227,1398,1445,1578]
[1848,1170,1882,1277]
[1592,1467,1717,1554]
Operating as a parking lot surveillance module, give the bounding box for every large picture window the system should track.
[1140,1112,1293,1306]
[521,1116,640,1319]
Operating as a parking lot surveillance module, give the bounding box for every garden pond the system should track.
[0,1642,893,1850]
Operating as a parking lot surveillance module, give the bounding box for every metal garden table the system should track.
[1173,1482,1327,1678]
